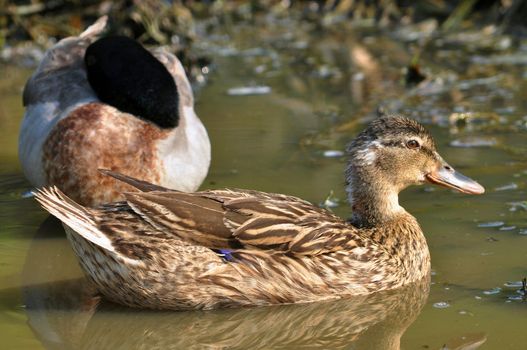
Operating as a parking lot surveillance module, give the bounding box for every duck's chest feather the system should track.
[344,216,431,291]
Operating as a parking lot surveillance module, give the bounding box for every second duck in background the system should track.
[19,16,210,206]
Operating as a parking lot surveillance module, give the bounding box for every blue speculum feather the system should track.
[214,249,234,262]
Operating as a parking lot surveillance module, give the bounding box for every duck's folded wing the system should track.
[123,190,358,256]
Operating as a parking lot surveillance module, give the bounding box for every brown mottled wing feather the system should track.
[123,191,242,249]
[99,169,173,192]
[123,190,357,256]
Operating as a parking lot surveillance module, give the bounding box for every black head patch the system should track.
[85,36,179,129]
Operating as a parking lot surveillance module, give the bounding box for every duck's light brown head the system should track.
[346,116,484,227]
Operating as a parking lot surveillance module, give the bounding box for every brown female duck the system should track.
[35,116,484,310]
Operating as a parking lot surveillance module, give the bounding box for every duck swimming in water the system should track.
[35,116,484,310]
[19,17,210,206]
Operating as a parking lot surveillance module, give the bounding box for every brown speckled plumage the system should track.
[42,103,169,206]
[35,116,484,310]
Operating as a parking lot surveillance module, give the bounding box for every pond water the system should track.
[1,16,526,349]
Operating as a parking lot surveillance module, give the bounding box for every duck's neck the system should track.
[347,166,431,280]
[346,166,406,228]
[346,163,431,281]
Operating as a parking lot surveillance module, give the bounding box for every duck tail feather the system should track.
[33,187,115,253]
[98,169,174,193]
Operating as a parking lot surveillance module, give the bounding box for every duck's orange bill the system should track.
[426,165,485,195]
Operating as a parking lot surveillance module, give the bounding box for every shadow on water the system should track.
[21,217,430,350]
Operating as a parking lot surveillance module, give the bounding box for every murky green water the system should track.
[1,18,527,349]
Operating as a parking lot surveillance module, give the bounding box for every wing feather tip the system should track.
[33,186,116,253]
[98,168,173,193]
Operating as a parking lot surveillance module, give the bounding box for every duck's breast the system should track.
[152,48,211,192]
[41,102,172,206]
[156,105,211,193]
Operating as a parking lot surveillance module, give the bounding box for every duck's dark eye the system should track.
[406,139,420,149]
